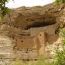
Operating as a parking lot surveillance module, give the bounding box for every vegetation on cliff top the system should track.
[0,0,65,17]
[0,0,11,17]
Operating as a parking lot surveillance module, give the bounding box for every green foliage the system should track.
[59,28,65,38]
[51,28,65,65]
[0,0,12,17]
[52,49,65,65]
[55,0,65,4]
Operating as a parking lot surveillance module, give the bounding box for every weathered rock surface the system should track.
[0,3,65,64]
[2,3,65,29]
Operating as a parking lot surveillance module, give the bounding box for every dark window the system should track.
[21,40,23,42]
[40,34,42,36]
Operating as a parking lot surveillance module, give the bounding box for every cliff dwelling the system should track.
[14,31,46,60]
[13,23,59,60]
[0,2,64,63]
[0,13,59,61]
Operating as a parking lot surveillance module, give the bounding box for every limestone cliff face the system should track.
[0,3,65,49]
[0,3,65,43]
[0,3,65,62]
[0,3,65,48]
[2,3,65,30]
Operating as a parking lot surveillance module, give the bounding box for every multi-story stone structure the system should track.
[14,31,46,60]
[0,24,59,62]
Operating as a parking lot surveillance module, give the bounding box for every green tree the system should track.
[0,0,11,17]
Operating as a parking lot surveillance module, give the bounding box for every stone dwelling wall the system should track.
[37,32,47,56]
[29,24,59,43]
[29,24,57,36]
[14,36,38,60]
[14,31,47,60]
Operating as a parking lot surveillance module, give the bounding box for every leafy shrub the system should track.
[55,0,65,4]
[51,28,65,65]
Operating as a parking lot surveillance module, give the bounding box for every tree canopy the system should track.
[0,0,11,17]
